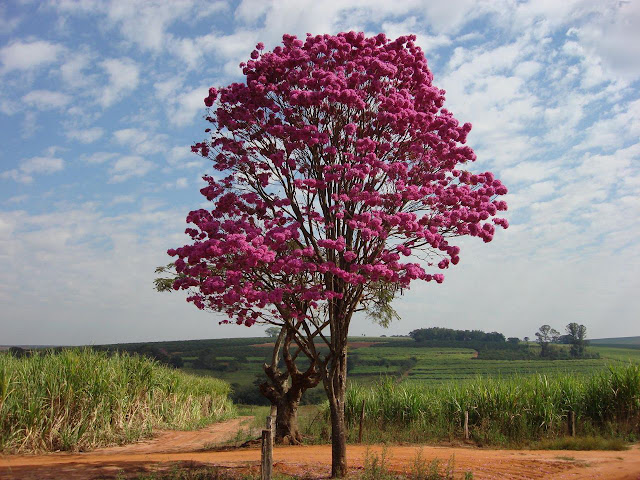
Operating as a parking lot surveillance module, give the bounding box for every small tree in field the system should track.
[265,326,281,338]
[535,324,560,357]
[566,322,587,357]
[168,32,508,477]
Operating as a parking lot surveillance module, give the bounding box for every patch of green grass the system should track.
[591,346,640,363]
[534,436,629,451]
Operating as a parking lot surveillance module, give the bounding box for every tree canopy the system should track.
[169,32,507,329]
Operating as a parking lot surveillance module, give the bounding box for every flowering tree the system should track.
[168,32,508,477]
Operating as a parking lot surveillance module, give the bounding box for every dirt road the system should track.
[1,418,639,479]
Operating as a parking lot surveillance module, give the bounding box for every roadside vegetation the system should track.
[0,348,235,453]
[3,333,638,454]
[338,364,640,446]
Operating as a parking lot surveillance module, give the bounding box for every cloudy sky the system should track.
[1,0,638,345]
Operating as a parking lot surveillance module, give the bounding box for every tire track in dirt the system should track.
[90,416,255,455]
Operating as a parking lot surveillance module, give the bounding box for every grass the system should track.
[338,364,640,447]
[360,449,472,480]
[533,436,629,451]
[0,348,236,453]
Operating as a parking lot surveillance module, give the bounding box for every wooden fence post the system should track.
[464,411,469,440]
[358,398,366,443]
[267,410,276,443]
[568,410,576,437]
[261,429,273,480]
[261,406,276,480]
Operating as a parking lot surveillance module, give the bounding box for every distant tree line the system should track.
[409,327,507,344]
[405,324,597,360]
[407,327,520,352]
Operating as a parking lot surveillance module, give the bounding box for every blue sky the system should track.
[1,0,638,345]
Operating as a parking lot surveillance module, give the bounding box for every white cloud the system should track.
[21,111,39,138]
[506,180,557,212]
[22,90,71,110]
[154,76,184,100]
[513,60,542,79]
[162,177,189,189]
[196,1,228,19]
[0,40,63,73]
[0,202,253,344]
[577,143,640,192]
[165,145,204,171]
[169,85,209,127]
[82,151,117,164]
[168,29,258,75]
[99,58,140,107]
[577,99,640,152]
[0,97,20,115]
[20,156,64,174]
[381,17,452,54]
[1,156,65,184]
[110,194,136,205]
[0,5,21,34]
[109,155,153,182]
[5,194,28,204]
[420,0,500,34]
[571,1,640,82]
[167,145,192,165]
[501,161,560,184]
[176,177,188,188]
[59,52,96,89]
[113,128,168,155]
[66,127,104,143]
[106,1,190,51]
[154,78,212,126]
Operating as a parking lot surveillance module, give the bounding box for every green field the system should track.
[353,344,640,384]
[84,336,640,404]
[590,336,640,346]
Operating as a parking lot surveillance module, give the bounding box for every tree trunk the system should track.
[275,392,302,444]
[326,345,348,478]
[260,326,320,445]
[260,372,307,445]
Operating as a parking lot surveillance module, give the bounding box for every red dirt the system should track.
[2,419,639,480]
[91,416,255,455]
